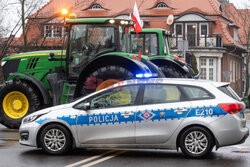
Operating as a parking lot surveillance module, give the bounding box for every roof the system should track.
[223,4,249,45]
[30,0,224,19]
[26,0,246,50]
[112,78,229,88]
[66,18,110,24]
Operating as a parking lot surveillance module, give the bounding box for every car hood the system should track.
[26,104,71,118]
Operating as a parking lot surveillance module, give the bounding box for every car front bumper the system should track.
[19,122,40,147]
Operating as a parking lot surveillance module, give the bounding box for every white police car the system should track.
[19,78,249,158]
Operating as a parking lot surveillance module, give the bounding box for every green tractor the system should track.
[0,18,193,129]
[130,28,195,78]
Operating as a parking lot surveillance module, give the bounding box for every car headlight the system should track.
[23,115,41,124]
[22,113,48,124]
[1,61,6,67]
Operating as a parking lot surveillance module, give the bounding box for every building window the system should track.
[44,25,52,38]
[200,23,208,36]
[88,4,104,10]
[230,60,233,82]
[156,2,169,8]
[44,25,63,38]
[200,58,217,81]
[233,28,239,41]
[174,24,183,36]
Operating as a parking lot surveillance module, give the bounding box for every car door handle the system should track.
[174,109,188,113]
[121,113,134,117]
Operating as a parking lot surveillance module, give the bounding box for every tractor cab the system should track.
[130,28,171,57]
[66,18,133,79]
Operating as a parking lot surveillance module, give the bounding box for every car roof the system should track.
[109,78,229,88]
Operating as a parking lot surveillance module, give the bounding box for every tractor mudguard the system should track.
[9,73,51,105]
[150,57,191,75]
[74,55,152,98]
[142,60,165,78]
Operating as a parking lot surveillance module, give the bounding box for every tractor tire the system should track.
[0,79,41,129]
[78,65,134,97]
[158,65,189,78]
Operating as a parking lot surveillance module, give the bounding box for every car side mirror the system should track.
[82,102,90,110]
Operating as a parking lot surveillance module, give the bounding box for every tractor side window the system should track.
[69,24,115,77]
[131,34,144,55]
[145,34,158,56]
[163,34,170,55]
[119,26,129,52]
[131,33,158,56]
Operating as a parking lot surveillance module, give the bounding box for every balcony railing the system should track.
[170,34,223,48]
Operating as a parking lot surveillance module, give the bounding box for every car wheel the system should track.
[40,124,72,155]
[179,126,214,158]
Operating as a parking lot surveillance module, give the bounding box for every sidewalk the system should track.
[246,109,250,114]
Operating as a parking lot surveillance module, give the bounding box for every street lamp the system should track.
[61,8,69,22]
[61,9,69,16]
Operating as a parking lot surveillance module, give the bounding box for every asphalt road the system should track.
[1,114,250,167]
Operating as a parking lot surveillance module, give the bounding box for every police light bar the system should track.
[136,73,158,78]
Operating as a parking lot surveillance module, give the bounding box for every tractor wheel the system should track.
[79,65,134,97]
[0,80,41,129]
[158,65,189,78]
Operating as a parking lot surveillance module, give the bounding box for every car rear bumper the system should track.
[210,114,249,147]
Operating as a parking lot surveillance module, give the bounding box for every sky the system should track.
[229,0,249,8]
[1,0,249,37]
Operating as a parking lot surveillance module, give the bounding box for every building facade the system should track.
[18,0,247,96]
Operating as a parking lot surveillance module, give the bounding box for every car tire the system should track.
[179,126,214,158]
[40,124,72,155]
[0,79,41,129]
[79,65,134,97]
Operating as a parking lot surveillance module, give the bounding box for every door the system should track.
[75,85,140,144]
[186,23,197,46]
[136,84,192,144]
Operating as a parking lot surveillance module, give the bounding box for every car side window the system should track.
[143,84,182,104]
[181,86,213,100]
[77,85,140,110]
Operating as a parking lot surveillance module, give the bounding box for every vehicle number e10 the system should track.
[195,108,213,116]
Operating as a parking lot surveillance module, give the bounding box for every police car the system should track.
[19,78,249,158]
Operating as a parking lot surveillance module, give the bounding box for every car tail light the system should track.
[218,103,244,114]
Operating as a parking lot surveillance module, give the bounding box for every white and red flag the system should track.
[132,2,142,34]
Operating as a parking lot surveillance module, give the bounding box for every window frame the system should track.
[130,32,159,56]
[73,84,143,110]
[199,23,209,37]
[88,4,105,11]
[138,84,189,105]
[179,85,215,101]
[199,57,217,81]
[174,23,183,37]
[43,24,63,38]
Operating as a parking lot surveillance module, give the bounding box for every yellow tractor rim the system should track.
[96,79,121,91]
[2,91,29,119]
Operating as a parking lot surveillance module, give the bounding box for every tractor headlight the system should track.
[1,61,6,67]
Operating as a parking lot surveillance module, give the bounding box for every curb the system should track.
[245,109,250,114]
[0,138,19,141]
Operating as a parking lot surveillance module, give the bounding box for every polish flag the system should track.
[132,2,142,34]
